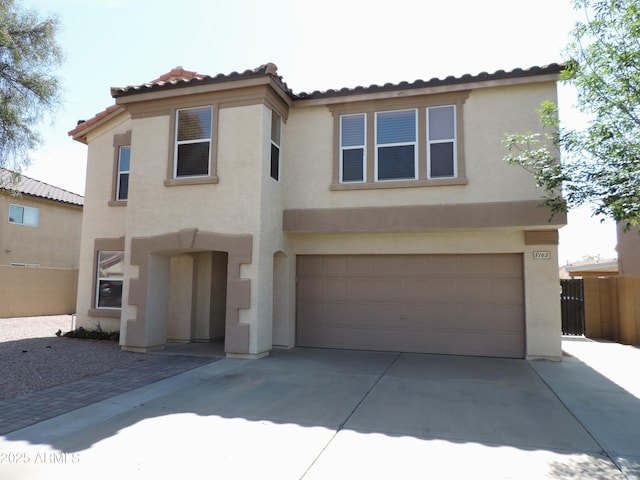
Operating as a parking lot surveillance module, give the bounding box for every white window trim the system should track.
[8,204,39,227]
[173,105,213,179]
[116,145,130,200]
[340,113,367,183]
[427,105,457,179]
[374,109,418,182]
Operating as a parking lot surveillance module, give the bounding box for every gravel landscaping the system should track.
[0,315,155,400]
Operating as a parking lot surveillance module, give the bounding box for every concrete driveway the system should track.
[1,342,638,479]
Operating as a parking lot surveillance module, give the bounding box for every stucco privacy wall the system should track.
[283,82,558,210]
[283,228,562,359]
[0,266,78,317]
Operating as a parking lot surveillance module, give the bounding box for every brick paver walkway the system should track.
[0,355,216,435]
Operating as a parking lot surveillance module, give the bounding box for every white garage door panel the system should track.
[296,254,525,358]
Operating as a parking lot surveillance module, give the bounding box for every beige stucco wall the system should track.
[163,251,227,343]
[74,116,131,332]
[0,194,82,268]
[0,266,78,317]
[283,82,558,210]
[167,254,195,341]
[252,106,292,352]
[74,104,276,351]
[122,104,269,354]
[124,108,262,239]
[272,250,295,347]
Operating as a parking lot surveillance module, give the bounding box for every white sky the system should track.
[20,0,618,264]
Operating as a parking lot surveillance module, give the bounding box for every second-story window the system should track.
[270,110,282,181]
[428,105,456,178]
[331,94,468,190]
[116,146,130,200]
[375,109,417,181]
[9,204,39,227]
[175,106,213,178]
[340,113,366,183]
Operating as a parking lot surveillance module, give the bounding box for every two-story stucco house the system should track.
[69,63,566,360]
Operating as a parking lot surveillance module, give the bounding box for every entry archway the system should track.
[123,228,252,354]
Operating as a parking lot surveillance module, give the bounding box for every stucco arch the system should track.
[123,228,252,354]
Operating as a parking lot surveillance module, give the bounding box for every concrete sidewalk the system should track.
[531,338,640,480]
[0,341,638,479]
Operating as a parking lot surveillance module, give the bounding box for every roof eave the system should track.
[13,192,85,208]
[112,75,292,106]
[68,105,127,144]
[111,63,292,102]
[293,63,564,106]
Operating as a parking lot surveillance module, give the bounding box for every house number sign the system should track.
[533,251,551,260]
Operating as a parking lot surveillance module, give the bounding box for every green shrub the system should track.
[57,324,119,342]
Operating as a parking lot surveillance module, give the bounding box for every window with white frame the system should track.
[270,110,282,180]
[375,109,417,181]
[8,204,39,227]
[174,106,213,178]
[428,105,456,178]
[333,97,466,188]
[95,251,124,309]
[340,113,366,182]
[116,145,131,200]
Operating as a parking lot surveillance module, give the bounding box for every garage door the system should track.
[296,254,524,358]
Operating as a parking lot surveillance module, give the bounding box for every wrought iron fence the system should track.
[560,279,585,336]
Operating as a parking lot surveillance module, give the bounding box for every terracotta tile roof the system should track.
[111,62,563,100]
[111,63,286,98]
[70,62,564,140]
[0,168,84,206]
[295,63,565,99]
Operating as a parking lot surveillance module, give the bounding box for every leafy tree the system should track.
[504,0,640,228]
[0,0,62,172]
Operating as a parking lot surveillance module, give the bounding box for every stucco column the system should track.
[523,231,562,360]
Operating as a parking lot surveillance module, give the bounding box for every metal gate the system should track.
[560,279,585,335]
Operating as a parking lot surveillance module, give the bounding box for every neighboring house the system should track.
[69,63,566,360]
[0,169,84,316]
